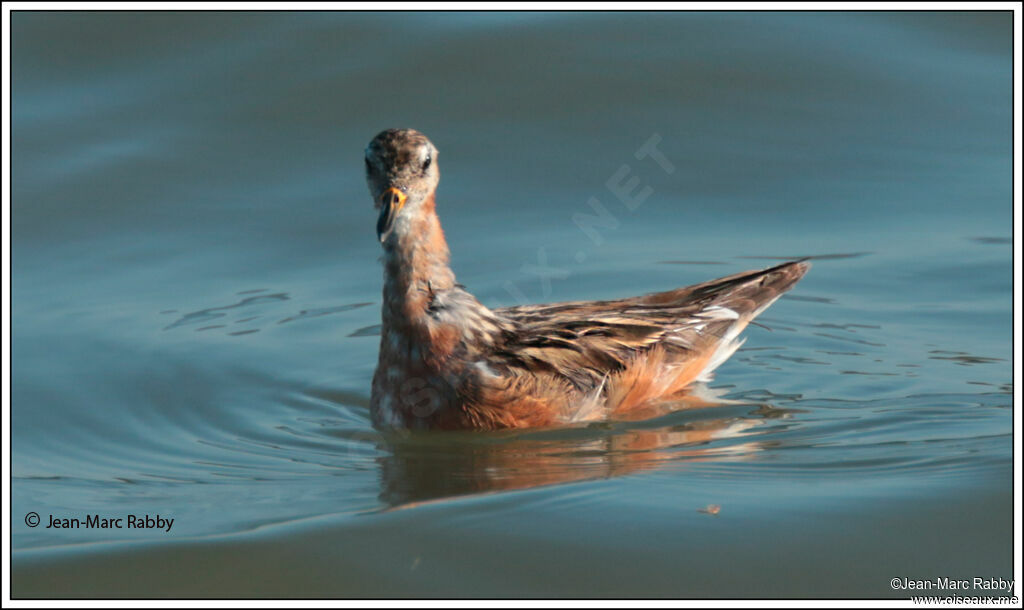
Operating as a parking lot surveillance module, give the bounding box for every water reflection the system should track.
[371,391,795,509]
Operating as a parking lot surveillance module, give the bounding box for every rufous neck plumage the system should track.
[380,192,456,322]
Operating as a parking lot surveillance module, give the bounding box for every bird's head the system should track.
[364,128,440,244]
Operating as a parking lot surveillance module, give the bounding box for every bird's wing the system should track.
[490,260,810,393]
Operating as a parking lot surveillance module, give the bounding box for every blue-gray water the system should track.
[11,11,1013,598]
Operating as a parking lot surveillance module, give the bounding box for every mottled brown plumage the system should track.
[364,128,809,430]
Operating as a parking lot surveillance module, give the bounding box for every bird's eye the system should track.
[422,155,432,172]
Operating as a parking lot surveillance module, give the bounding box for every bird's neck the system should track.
[380,194,456,323]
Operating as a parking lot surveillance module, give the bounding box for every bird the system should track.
[363,128,809,430]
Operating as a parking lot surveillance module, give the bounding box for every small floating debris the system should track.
[698,504,721,515]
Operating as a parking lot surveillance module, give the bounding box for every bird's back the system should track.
[445,260,811,428]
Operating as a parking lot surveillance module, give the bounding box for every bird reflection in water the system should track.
[372,388,796,509]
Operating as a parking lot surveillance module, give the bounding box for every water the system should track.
[10,11,1013,598]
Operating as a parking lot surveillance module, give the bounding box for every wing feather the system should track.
[486,260,809,400]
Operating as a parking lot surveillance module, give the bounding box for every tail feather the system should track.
[687,260,809,383]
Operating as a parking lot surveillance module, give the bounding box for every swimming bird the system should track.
[364,128,809,430]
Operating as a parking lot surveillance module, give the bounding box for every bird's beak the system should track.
[376,187,407,243]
